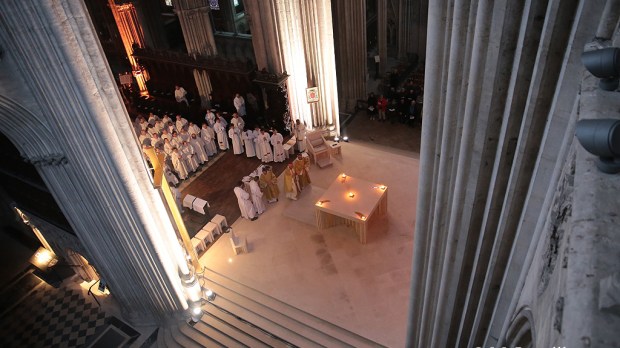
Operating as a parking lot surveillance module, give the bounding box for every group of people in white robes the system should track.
[136,112,220,186]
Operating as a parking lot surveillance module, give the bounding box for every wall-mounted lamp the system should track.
[575,118,620,173]
[582,47,620,91]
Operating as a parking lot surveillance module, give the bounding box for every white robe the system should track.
[214,122,229,150]
[163,141,174,155]
[171,135,182,148]
[271,133,285,163]
[253,130,263,160]
[181,144,199,172]
[295,123,307,152]
[241,130,256,157]
[164,164,179,186]
[233,96,246,116]
[231,116,245,130]
[190,138,208,164]
[201,126,217,156]
[188,124,201,137]
[259,133,273,163]
[179,131,190,143]
[176,118,188,131]
[234,186,256,219]
[205,111,216,127]
[228,128,244,155]
[249,180,265,214]
[171,151,188,180]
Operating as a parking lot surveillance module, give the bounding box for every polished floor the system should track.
[199,136,419,348]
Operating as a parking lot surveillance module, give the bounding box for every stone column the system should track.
[0,0,190,325]
[270,0,340,133]
[244,0,285,73]
[398,0,428,60]
[135,0,169,49]
[333,0,367,112]
[108,0,149,96]
[173,0,217,109]
[377,0,388,77]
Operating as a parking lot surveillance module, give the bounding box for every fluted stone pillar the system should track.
[377,0,388,76]
[173,0,217,109]
[245,0,340,131]
[135,0,169,49]
[407,0,610,347]
[333,0,367,112]
[108,0,149,95]
[244,0,285,73]
[0,0,190,325]
[398,0,428,60]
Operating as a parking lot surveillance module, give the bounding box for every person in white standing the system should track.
[249,176,265,215]
[258,129,273,163]
[213,118,229,150]
[174,85,189,106]
[200,123,217,156]
[228,125,244,155]
[241,129,256,158]
[271,129,285,163]
[234,181,257,220]
[233,93,246,116]
[294,119,307,152]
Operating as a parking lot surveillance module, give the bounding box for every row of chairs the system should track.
[191,214,248,255]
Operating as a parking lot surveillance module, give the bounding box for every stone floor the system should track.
[200,141,419,348]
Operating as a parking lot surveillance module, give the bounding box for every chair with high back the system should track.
[305,131,333,168]
[229,229,248,255]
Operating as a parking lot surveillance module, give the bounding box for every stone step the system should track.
[207,294,318,348]
[162,327,183,348]
[198,308,276,348]
[169,323,203,348]
[176,320,226,347]
[204,268,381,348]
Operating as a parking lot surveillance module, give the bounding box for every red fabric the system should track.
[377,97,388,111]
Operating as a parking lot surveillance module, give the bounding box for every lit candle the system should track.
[361,215,367,221]
[348,192,355,198]
[341,173,346,179]
[380,185,386,190]
[316,201,322,206]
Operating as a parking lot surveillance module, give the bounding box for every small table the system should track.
[315,174,388,244]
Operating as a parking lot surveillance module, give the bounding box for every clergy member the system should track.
[271,129,285,163]
[283,163,298,200]
[293,153,311,190]
[214,118,229,150]
[259,165,279,203]
[249,176,265,215]
[294,119,307,152]
[234,181,257,220]
[228,125,244,155]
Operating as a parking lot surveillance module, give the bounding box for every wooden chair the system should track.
[305,131,333,168]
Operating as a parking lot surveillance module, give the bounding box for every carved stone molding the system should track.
[23,154,68,167]
[539,150,575,295]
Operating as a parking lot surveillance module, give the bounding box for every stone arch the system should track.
[503,306,535,348]
[0,95,65,165]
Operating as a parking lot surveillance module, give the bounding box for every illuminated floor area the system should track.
[0,273,151,347]
[200,141,419,348]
